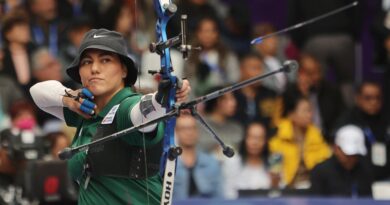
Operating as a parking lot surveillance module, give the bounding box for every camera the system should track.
[0,128,48,161]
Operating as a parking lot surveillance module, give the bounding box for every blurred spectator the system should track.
[198,87,243,158]
[372,0,390,67]
[186,17,240,96]
[0,75,25,130]
[0,0,25,14]
[30,47,75,87]
[44,131,70,160]
[174,114,223,199]
[29,47,75,128]
[223,122,278,199]
[372,0,390,128]
[310,125,373,197]
[0,100,42,187]
[100,0,153,62]
[269,95,331,189]
[168,0,221,37]
[335,81,390,180]
[252,23,290,94]
[283,54,346,141]
[30,47,63,82]
[233,52,277,129]
[59,15,92,74]
[0,9,35,94]
[100,1,137,56]
[222,2,251,54]
[1,100,42,140]
[288,0,362,106]
[57,0,100,27]
[138,49,185,92]
[27,0,65,56]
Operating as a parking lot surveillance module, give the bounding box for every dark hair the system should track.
[355,80,382,95]
[281,92,308,117]
[239,51,264,64]
[100,0,136,31]
[238,121,269,165]
[1,9,29,44]
[204,86,226,113]
[8,100,36,120]
[252,22,276,38]
[66,15,92,32]
[45,131,69,150]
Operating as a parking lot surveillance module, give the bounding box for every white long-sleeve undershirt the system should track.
[29,80,165,132]
[30,80,67,121]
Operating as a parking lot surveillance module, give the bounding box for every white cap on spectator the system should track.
[335,125,367,156]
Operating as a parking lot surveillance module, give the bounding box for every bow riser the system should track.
[153,0,179,205]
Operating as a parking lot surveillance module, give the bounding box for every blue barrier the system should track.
[174,197,390,205]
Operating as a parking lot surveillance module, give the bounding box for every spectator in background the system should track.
[0,76,25,130]
[0,9,35,94]
[252,23,289,94]
[310,125,373,197]
[371,0,390,68]
[168,0,221,37]
[174,114,223,200]
[30,47,76,88]
[57,0,100,27]
[27,0,65,56]
[269,94,331,189]
[44,131,70,160]
[100,1,134,51]
[198,87,243,159]
[0,100,42,188]
[233,52,277,129]
[31,47,65,83]
[222,2,252,55]
[335,81,390,180]
[288,0,362,106]
[186,17,240,96]
[59,15,92,75]
[29,47,76,129]
[283,54,346,141]
[223,122,278,199]
[0,0,24,14]
[372,0,390,134]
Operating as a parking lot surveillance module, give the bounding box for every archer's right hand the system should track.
[62,88,97,119]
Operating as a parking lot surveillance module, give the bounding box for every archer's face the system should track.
[79,49,127,97]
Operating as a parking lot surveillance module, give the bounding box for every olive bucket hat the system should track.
[66,29,137,85]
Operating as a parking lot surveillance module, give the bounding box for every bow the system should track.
[151,1,183,205]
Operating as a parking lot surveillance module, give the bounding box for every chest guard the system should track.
[85,114,162,179]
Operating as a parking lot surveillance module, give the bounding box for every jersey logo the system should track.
[102,104,120,124]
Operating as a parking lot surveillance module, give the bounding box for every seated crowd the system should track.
[0,0,389,203]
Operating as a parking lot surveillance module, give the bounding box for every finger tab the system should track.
[82,99,96,109]
[81,88,94,99]
[80,104,94,115]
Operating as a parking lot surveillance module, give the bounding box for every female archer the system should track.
[30,28,190,205]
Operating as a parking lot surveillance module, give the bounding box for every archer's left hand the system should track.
[176,79,190,103]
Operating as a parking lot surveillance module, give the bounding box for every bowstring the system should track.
[134,0,151,204]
